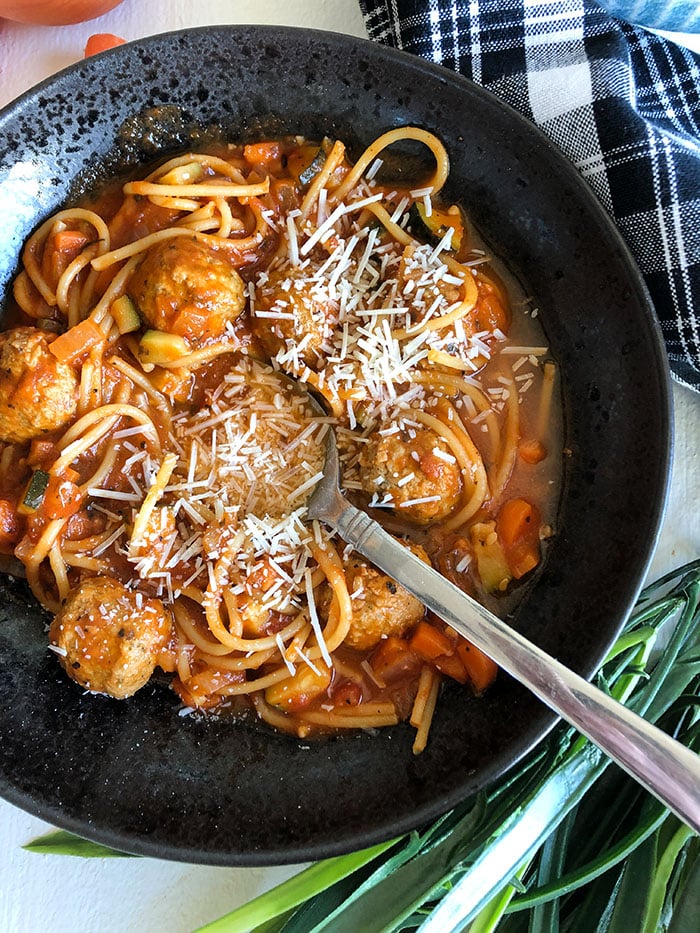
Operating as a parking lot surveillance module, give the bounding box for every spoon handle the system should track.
[329,499,700,834]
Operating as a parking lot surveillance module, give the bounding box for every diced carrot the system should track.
[409,620,455,662]
[247,557,283,593]
[432,651,469,684]
[497,498,541,580]
[48,229,90,279]
[243,141,284,172]
[52,230,89,254]
[518,438,547,464]
[48,317,104,365]
[84,34,126,58]
[265,662,331,711]
[40,474,84,521]
[27,439,59,467]
[475,274,510,333]
[370,635,421,683]
[498,498,535,548]
[456,640,498,694]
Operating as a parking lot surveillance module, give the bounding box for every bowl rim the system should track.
[0,23,673,864]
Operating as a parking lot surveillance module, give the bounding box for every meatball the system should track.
[49,575,173,699]
[0,327,79,443]
[360,425,462,524]
[340,545,429,651]
[251,263,337,367]
[128,237,245,343]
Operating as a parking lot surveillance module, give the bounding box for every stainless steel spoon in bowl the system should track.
[306,404,700,834]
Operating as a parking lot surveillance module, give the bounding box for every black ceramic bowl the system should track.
[0,25,671,865]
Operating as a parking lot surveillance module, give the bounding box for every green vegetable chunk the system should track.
[138,329,189,365]
[22,561,700,933]
[410,201,465,250]
[298,146,328,188]
[111,295,140,334]
[19,469,50,514]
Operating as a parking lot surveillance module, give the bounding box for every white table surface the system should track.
[1,2,699,930]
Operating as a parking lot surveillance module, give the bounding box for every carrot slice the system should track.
[41,475,84,520]
[28,439,59,467]
[432,651,469,684]
[498,498,535,547]
[48,318,104,364]
[243,141,283,170]
[84,34,126,57]
[497,497,541,580]
[370,635,421,683]
[518,438,547,464]
[456,641,498,694]
[409,620,455,662]
[52,229,89,253]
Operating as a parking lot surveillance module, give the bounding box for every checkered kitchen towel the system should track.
[358,0,700,391]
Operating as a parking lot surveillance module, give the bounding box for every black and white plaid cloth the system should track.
[358,0,700,392]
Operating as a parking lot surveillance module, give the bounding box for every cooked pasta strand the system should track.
[2,130,558,755]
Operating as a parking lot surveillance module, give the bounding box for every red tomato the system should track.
[84,32,126,57]
[0,499,19,552]
[0,1,123,25]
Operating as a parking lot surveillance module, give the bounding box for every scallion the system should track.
[23,560,700,933]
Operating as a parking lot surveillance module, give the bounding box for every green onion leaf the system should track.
[195,839,399,933]
[23,829,134,858]
[668,844,700,932]
[642,821,695,932]
[23,559,700,933]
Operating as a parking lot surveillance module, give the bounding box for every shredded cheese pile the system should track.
[251,180,514,433]
[120,360,328,612]
[94,167,548,614]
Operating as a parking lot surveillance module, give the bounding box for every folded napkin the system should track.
[600,0,700,33]
[359,0,700,391]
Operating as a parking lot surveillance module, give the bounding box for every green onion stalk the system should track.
[26,560,700,933]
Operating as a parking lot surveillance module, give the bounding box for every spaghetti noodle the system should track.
[0,127,559,752]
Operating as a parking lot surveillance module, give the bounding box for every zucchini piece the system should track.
[470,521,512,594]
[36,319,63,334]
[158,161,204,185]
[410,201,465,251]
[111,295,141,335]
[265,661,331,710]
[18,469,50,515]
[138,330,189,366]
[298,147,327,188]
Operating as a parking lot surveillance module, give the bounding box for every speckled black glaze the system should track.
[0,26,671,865]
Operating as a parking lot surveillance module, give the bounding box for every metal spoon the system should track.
[306,404,700,834]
